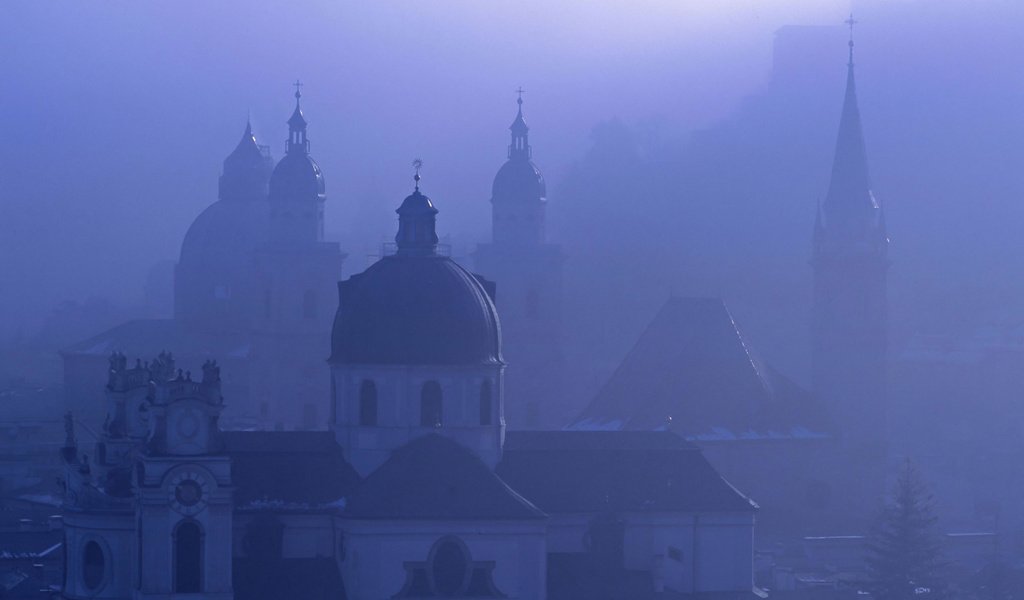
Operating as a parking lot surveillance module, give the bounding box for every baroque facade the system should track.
[60,175,759,600]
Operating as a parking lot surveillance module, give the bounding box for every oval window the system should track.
[82,540,105,590]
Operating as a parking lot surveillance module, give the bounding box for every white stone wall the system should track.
[331,364,505,475]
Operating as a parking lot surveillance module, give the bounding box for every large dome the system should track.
[179,199,268,264]
[330,255,502,366]
[269,152,325,202]
[491,158,546,203]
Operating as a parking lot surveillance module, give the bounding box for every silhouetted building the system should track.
[61,87,344,430]
[474,94,566,428]
[60,175,760,600]
[810,27,888,496]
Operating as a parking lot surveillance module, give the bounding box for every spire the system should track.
[395,159,439,256]
[508,87,531,160]
[227,117,261,162]
[286,79,309,155]
[822,14,876,221]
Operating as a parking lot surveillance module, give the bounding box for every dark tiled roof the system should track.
[330,255,502,366]
[574,297,831,439]
[223,431,360,508]
[498,431,756,514]
[234,557,345,600]
[60,319,251,359]
[344,434,544,521]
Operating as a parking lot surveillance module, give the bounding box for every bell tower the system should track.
[811,17,889,489]
[135,361,234,599]
[474,91,566,428]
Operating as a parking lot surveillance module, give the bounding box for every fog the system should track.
[6,0,1024,595]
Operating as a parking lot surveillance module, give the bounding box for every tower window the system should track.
[359,379,378,426]
[82,540,105,590]
[302,290,317,319]
[420,381,443,427]
[479,380,493,426]
[174,520,202,593]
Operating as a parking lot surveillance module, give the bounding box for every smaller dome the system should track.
[491,158,546,203]
[269,153,325,202]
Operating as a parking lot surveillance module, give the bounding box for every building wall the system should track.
[341,519,547,600]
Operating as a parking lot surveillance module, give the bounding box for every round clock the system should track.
[169,471,210,516]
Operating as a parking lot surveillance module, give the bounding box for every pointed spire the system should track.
[508,87,531,159]
[395,159,439,256]
[286,80,309,155]
[822,14,876,221]
[225,117,263,164]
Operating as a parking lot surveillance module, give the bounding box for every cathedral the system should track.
[61,85,345,431]
[59,157,759,598]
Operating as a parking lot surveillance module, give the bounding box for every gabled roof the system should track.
[498,430,756,514]
[224,431,360,508]
[344,434,544,521]
[573,297,831,439]
[60,319,251,359]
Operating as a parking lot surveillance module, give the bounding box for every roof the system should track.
[60,319,252,359]
[344,434,544,521]
[572,297,831,439]
[223,431,360,508]
[269,152,325,202]
[492,157,546,203]
[497,430,757,514]
[330,255,502,366]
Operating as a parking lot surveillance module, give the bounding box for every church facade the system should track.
[60,174,759,599]
[61,86,344,431]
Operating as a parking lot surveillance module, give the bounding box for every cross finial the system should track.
[844,14,857,65]
[516,86,525,106]
[412,158,423,191]
[293,79,303,100]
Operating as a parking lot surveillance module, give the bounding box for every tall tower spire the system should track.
[811,17,889,510]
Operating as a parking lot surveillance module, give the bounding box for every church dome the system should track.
[330,254,502,366]
[268,152,325,202]
[179,199,268,265]
[491,158,546,203]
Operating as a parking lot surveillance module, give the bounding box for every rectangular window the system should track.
[667,546,684,562]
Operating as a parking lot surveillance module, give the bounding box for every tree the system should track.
[864,459,947,600]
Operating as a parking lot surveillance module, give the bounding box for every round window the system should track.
[175,480,203,507]
[82,540,105,590]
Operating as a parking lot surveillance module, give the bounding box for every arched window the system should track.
[431,537,469,596]
[359,380,378,426]
[82,540,105,590]
[174,521,202,593]
[479,380,493,426]
[302,290,317,319]
[420,381,443,427]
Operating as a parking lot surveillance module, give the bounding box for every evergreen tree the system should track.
[864,459,947,600]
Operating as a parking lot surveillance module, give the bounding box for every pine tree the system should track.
[864,459,947,600]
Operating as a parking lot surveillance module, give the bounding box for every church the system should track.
[60,85,345,432]
[59,127,760,598]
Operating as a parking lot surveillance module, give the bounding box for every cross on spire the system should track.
[845,13,857,65]
[293,79,303,100]
[516,86,525,105]
[412,158,423,191]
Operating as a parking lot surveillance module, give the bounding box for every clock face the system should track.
[168,471,210,516]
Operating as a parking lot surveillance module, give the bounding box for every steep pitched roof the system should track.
[224,431,360,509]
[573,297,831,439]
[498,431,756,514]
[344,434,545,521]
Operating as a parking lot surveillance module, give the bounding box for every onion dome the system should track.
[330,168,502,366]
[491,92,546,203]
[268,82,325,203]
[219,119,273,203]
